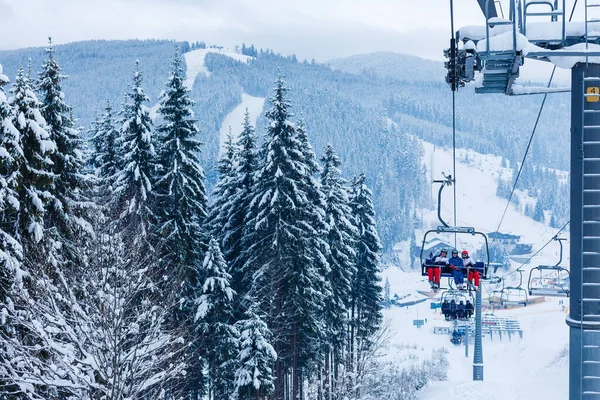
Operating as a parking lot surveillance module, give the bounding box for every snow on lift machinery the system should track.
[499,268,528,307]
[527,236,570,297]
[445,0,574,95]
[420,174,490,289]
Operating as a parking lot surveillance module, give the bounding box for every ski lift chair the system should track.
[420,175,490,288]
[487,277,505,307]
[528,237,570,297]
[500,268,528,306]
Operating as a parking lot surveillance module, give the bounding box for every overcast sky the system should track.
[0,0,490,61]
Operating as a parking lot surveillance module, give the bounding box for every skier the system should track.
[461,250,480,289]
[465,300,474,319]
[450,299,457,320]
[448,249,465,289]
[451,330,462,345]
[457,300,466,319]
[429,249,448,289]
[442,299,450,319]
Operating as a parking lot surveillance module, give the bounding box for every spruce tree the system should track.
[195,238,238,400]
[384,277,391,306]
[320,144,356,385]
[207,129,236,246]
[533,199,545,223]
[154,50,209,397]
[112,61,156,247]
[0,64,25,396]
[6,67,85,399]
[0,64,21,272]
[10,67,56,246]
[297,118,320,175]
[244,75,327,399]
[225,109,258,294]
[155,49,206,269]
[348,173,382,377]
[91,101,120,194]
[38,38,88,272]
[234,307,277,399]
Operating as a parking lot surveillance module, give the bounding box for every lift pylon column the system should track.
[473,285,483,381]
[568,62,600,399]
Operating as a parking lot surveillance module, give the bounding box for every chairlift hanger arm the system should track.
[553,236,566,267]
[433,174,454,228]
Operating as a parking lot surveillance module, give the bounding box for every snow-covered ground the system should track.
[218,93,265,154]
[381,265,568,400]
[183,48,253,89]
[383,142,569,399]
[181,47,264,154]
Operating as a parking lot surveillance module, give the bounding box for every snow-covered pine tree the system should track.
[207,128,236,245]
[407,236,416,270]
[533,198,545,223]
[86,108,101,167]
[9,66,56,250]
[155,49,206,271]
[195,238,238,400]
[0,63,25,397]
[297,117,320,175]
[348,173,383,386]
[154,49,209,397]
[4,66,90,399]
[224,109,258,295]
[0,63,21,278]
[384,277,391,305]
[91,100,120,203]
[112,61,157,247]
[38,38,89,273]
[320,144,357,394]
[244,75,327,400]
[234,307,277,400]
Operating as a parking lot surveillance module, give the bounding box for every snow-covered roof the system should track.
[488,231,521,240]
[462,20,600,70]
[422,238,453,251]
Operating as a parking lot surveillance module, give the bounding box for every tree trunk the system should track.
[332,350,338,400]
[292,323,298,400]
[299,368,303,400]
[323,353,329,400]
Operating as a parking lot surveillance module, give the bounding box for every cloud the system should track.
[0,0,490,61]
[0,0,14,17]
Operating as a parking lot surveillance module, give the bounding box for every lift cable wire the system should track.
[450,0,458,248]
[493,0,578,237]
[570,0,579,21]
[494,66,556,236]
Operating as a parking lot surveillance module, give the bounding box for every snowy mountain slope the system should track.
[382,141,569,399]
[218,93,265,154]
[328,52,445,82]
[184,48,252,88]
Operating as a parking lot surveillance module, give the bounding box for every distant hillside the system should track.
[0,40,571,252]
[0,40,188,128]
[328,51,445,82]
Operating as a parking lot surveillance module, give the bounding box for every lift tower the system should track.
[446,1,600,398]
